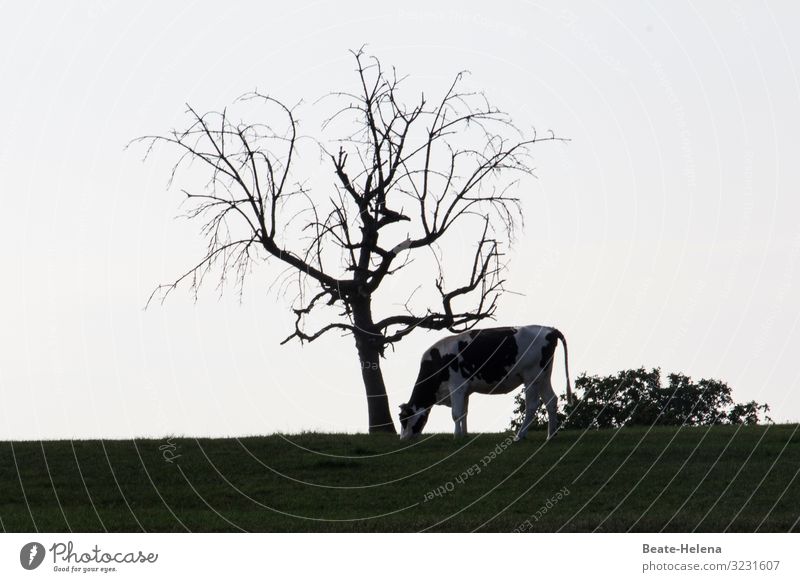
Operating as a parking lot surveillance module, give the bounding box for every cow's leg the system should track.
[514,380,542,442]
[462,394,469,435]
[540,378,559,439]
[451,388,467,438]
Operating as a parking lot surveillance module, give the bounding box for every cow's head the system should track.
[399,403,431,440]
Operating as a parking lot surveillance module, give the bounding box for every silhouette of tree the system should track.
[136,48,560,433]
[509,367,772,432]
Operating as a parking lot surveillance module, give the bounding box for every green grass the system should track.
[1,425,799,532]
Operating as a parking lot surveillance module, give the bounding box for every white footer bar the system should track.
[1,533,796,581]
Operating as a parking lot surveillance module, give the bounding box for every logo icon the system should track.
[20,542,46,570]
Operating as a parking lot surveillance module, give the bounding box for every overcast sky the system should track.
[1,0,798,439]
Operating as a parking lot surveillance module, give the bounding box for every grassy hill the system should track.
[1,424,798,532]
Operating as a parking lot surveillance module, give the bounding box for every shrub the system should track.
[508,367,772,432]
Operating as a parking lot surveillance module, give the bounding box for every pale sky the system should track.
[1,0,798,439]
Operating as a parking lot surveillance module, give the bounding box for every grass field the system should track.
[1,425,798,532]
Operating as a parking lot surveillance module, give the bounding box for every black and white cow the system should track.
[399,325,571,441]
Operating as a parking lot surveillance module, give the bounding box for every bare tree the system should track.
[135,49,560,433]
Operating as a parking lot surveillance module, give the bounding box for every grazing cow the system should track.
[399,325,571,441]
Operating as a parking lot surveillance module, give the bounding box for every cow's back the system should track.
[512,325,560,372]
[425,326,550,395]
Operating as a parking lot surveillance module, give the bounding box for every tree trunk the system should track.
[352,300,397,434]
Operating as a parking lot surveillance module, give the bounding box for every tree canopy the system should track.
[510,367,772,432]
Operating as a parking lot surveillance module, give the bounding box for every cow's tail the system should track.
[554,329,573,404]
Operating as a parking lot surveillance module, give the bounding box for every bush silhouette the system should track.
[509,367,771,432]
